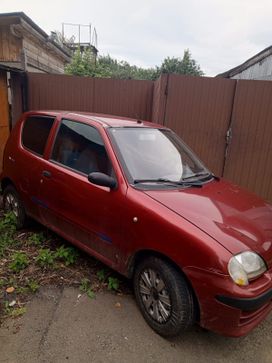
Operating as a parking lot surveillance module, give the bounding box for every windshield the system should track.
[108,127,210,183]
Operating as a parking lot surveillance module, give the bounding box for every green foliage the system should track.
[0,234,15,257]
[10,307,27,318]
[86,288,95,299]
[79,278,95,299]
[0,212,17,257]
[107,276,120,291]
[28,232,46,246]
[16,286,29,294]
[55,245,79,266]
[161,49,204,76]
[0,212,17,231]
[27,280,39,293]
[65,49,203,80]
[97,268,106,282]
[79,278,90,292]
[9,252,29,272]
[65,48,96,76]
[36,249,56,267]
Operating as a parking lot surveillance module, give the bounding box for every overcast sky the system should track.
[2,0,272,76]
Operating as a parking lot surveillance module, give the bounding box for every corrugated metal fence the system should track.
[151,74,272,202]
[223,80,272,201]
[27,73,154,121]
[7,72,272,202]
[152,75,237,176]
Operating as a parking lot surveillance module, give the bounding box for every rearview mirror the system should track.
[88,172,117,189]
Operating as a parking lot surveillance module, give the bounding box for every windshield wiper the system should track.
[182,172,219,181]
[133,178,203,188]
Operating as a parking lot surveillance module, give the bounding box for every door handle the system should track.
[42,170,51,178]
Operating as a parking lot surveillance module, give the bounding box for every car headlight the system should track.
[228,251,267,286]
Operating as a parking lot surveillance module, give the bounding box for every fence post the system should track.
[151,74,169,125]
[221,79,238,177]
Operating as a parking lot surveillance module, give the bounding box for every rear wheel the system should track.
[3,185,28,229]
[134,256,195,337]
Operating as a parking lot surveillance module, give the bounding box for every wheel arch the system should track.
[127,249,200,321]
[1,177,15,193]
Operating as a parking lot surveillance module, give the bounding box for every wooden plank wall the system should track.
[0,70,10,173]
[0,25,21,62]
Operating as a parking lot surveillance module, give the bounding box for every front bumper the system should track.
[216,288,272,311]
[184,266,272,337]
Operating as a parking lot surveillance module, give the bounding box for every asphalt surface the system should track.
[0,286,271,363]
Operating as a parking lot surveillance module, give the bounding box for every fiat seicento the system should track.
[1,111,272,337]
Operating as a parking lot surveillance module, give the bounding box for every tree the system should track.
[65,49,96,76]
[65,49,204,79]
[160,50,204,76]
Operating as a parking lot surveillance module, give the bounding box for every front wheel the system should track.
[3,185,28,229]
[134,256,195,337]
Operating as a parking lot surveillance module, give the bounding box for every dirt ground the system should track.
[0,286,271,363]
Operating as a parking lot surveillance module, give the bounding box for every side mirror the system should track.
[88,172,117,189]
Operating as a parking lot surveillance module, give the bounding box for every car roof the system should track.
[25,110,167,129]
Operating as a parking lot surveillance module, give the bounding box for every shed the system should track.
[0,12,71,74]
[217,45,272,80]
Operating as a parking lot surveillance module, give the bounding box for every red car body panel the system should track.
[144,180,272,267]
[1,111,272,337]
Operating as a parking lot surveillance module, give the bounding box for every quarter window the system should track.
[51,119,113,176]
[22,116,55,156]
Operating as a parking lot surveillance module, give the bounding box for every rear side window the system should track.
[22,116,55,156]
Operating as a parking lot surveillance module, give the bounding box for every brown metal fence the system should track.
[152,74,237,176]
[152,74,272,201]
[27,73,154,121]
[4,71,272,202]
[223,80,272,201]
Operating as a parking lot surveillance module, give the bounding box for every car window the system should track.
[51,119,113,176]
[22,116,55,156]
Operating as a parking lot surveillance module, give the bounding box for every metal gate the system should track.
[223,80,272,201]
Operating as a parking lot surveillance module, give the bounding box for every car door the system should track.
[38,118,128,269]
[16,114,56,219]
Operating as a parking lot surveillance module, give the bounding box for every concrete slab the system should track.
[0,286,271,363]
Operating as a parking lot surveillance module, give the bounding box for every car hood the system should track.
[144,179,272,267]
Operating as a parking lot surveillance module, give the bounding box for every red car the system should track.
[1,111,272,337]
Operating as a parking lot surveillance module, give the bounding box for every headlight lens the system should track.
[228,251,267,286]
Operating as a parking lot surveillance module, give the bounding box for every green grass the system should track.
[36,249,56,267]
[9,252,29,273]
[0,212,17,257]
[107,276,120,291]
[54,245,79,266]
[27,232,46,246]
[79,278,95,299]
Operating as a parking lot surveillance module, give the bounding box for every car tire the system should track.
[3,185,28,229]
[134,256,195,337]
